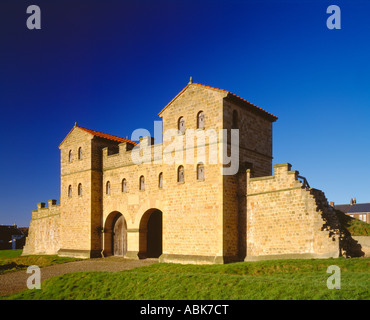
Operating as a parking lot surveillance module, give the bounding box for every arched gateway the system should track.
[139,208,163,258]
[104,211,127,257]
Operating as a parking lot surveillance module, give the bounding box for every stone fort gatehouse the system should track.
[23,80,355,263]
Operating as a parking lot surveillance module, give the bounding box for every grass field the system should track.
[0,250,78,275]
[2,257,369,300]
[0,249,23,259]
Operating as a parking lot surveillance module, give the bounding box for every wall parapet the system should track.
[22,199,61,256]
[32,200,60,220]
[103,136,164,171]
[247,163,304,195]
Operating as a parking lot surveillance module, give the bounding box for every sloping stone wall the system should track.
[22,200,60,255]
[245,163,340,260]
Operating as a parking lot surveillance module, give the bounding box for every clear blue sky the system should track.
[0,0,369,227]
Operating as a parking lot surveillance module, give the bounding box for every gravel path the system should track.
[0,257,158,296]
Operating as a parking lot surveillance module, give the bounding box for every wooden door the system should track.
[113,215,127,256]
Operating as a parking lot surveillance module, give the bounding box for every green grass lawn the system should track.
[0,249,23,259]
[0,250,78,275]
[2,257,369,300]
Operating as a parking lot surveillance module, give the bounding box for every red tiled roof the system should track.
[158,82,278,122]
[59,125,137,148]
[76,126,138,145]
[226,91,278,121]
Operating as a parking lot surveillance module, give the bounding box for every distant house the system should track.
[331,198,370,224]
[0,225,26,250]
[18,227,29,237]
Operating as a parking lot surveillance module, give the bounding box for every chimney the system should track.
[330,201,334,207]
[350,198,354,205]
[354,197,357,204]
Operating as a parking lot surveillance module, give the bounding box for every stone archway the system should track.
[104,211,127,257]
[139,208,163,258]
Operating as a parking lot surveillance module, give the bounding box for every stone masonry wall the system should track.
[222,98,274,261]
[59,128,120,258]
[59,129,95,257]
[246,163,340,260]
[22,200,60,255]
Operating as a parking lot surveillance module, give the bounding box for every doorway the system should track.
[139,209,163,258]
[112,213,127,256]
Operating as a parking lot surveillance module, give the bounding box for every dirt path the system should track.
[0,257,158,296]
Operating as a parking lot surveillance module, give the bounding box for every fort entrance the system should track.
[104,211,127,257]
[139,209,163,258]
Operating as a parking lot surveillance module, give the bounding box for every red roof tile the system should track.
[59,125,137,148]
[76,126,138,145]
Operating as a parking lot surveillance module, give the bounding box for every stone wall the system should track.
[58,127,120,258]
[222,97,275,261]
[245,163,340,260]
[22,200,60,255]
[352,236,370,257]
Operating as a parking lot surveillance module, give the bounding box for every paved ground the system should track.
[0,257,158,296]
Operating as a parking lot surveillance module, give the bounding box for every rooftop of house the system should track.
[331,198,370,214]
[0,225,24,239]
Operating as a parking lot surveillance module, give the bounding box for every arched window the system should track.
[68,185,72,198]
[122,179,127,193]
[158,172,163,189]
[139,176,145,191]
[106,181,111,195]
[78,147,82,160]
[178,117,185,134]
[69,150,73,163]
[197,163,205,181]
[78,183,82,196]
[178,165,184,183]
[197,111,205,129]
[232,110,238,129]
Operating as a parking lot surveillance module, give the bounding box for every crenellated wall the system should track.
[22,200,61,255]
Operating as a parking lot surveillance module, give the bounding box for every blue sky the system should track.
[0,0,369,227]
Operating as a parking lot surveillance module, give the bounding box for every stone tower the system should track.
[58,125,136,258]
[157,82,277,263]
